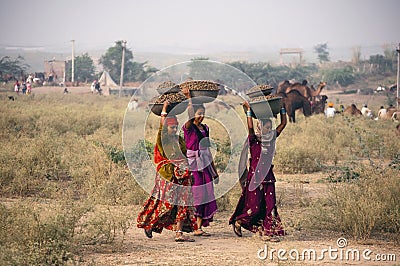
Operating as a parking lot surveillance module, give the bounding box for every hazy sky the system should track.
[0,0,398,54]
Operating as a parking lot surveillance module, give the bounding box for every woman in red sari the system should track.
[229,101,287,242]
[137,101,196,242]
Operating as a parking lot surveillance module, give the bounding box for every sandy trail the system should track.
[81,179,399,266]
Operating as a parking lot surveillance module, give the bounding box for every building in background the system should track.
[44,60,66,85]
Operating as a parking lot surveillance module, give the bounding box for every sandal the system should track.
[232,221,242,237]
[144,228,153,239]
[269,236,280,242]
[175,231,195,242]
[193,229,211,237]
[257,226,263,237]
[262,235,280,242]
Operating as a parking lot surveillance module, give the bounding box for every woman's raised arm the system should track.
[243,101,255,136]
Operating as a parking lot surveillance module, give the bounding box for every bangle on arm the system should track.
[280,108,286,115]
[161,111,167,117]
[246,110,253,117]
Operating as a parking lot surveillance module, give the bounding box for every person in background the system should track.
[230,101,287,242]
[339,104,345,113]
[361,104,373,119]
[14,80,20,94]
[95,81,102,94]
[21,82,27,94]
[325,102,336,118]
[91,80,97,94]
[377,106,387,120]
[26,81,32,94]
[387,104,396,112]
[137,101,196,242]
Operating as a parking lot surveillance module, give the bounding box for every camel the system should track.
[285,81,327,99]
[343,104,362,116]
[311,95,328,114]
[277,90,312,123]
[276,80,291,94]
[383,108,399,120]
[392,111,400,122]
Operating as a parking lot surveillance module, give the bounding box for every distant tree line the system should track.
[1,42,397,89]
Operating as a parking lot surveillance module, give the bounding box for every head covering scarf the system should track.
[164,116,178,126]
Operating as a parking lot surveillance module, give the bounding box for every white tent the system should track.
[99,70,118,87]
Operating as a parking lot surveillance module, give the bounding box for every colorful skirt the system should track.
[137,174,197,233]
[229,169,284,236]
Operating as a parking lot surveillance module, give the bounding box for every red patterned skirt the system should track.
[137,174,197,234]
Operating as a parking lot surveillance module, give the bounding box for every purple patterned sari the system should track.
[182,123,217,227]
[229,134,285,236]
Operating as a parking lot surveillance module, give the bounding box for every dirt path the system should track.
[82,210,399,266]
[81,179,399,265]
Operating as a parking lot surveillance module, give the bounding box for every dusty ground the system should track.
[80,175,399,266]
[30,85,108,95]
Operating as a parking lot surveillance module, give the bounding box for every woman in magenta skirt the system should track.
[182,88,218,237]
[230,101,287,242]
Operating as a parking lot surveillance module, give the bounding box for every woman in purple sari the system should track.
[181,88,218,237]
[229,101,287,242]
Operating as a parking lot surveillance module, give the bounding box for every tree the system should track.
[65,53,95,82]
[351,46,362,65]
[314,43,330,63]
[382,43,396,62]
[382,43,396,72]
[368,54,393,73]
[322,66,355,87]
[0,55,29,81]
[228,61,318,89]
[99,41,158,83]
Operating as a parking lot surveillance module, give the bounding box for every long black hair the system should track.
[193,104,205,113]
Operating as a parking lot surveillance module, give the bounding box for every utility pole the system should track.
[396,42,399,109]
[71,40,75,84]
[119,40,127,98]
